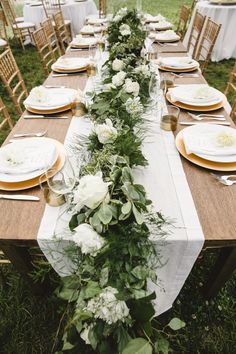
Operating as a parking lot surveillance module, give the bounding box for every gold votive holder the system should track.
[39,175,66,207]
[160,105,180,132]
[71,101,88,117]
[87,63,97,77]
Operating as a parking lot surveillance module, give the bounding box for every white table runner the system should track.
[38,72,204,316]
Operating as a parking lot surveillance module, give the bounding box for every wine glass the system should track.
[45,157,76,199]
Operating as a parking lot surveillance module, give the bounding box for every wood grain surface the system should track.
[0,45,236,247]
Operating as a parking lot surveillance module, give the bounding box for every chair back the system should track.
[195,17,221,74]
[32,26,55,76]
[0,96,13,131]
[99,0,107,17]
[224,63,236,121]
[53,11,70,52]
[1,0,16,26]
[0,48,28,114]
[41,18,61,57]
[176,5,190,39]
[187,10,206,58]
[189,0,198,18]
[42,0,62,18]
[0,9,8,44]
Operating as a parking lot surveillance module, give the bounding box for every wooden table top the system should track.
[0,43,236,247]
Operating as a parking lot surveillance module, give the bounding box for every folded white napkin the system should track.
[80,25,101,33]
[169,85,222,105]
[87,17,108,25]
[145,13,165,22]
[0,140,57,175]
[158,56,197,69]
[72,35,97,46]
[149,21,172,30]
[155,30,179,40]
[24,87,77,108]
[183,128,236,156]
[54,57,89,69]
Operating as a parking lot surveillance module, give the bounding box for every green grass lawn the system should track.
[0,1,236,353]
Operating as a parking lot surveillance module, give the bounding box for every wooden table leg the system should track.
[0,244,46,295]
[203,246,236,299]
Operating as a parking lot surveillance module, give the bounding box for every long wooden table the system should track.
[0,43,235,298]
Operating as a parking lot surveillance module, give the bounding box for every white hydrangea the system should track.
[94,119,118,144]
[86,287,130,324]
[125,97,143,115]
[124,78,140,96]
[73,223,105,256]
[119,24,131,36]
[112,58,125,72]
[73,172,110,211]
[134,64,151,78]
[29,85,48,103]
[112,71,126,86]
[113,7,128,22]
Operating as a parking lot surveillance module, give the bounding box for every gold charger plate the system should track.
[166,92,226,112]
[52,66,88,73]
[155,37,180,43]
[159,64,199,72]
[0,139,66,191]
[70,43,96,49]
[26,102,73,114]
[176,130,236,171]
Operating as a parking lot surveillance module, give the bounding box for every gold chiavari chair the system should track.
[99,0,107,17]
[0,9,8,50]
[53,11,71,52]
[42,0,71,38]
[194,17,221,75]
[41,18,62,57]
[189,0,198,19]
[176,5,190,39]
[1,0,36,49]
[224,63,236,121]
[0,96,14,131]
[187,10,206,58]
[32,27,56,76]
[0,48,28,115]
[1,0,24,23]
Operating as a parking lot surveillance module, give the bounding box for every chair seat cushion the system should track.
[16,16,24,23]
[13,22,35,29]
[0,38,7,47]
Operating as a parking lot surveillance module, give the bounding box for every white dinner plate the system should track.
[0,138,59,183]
[24,87,78,110]
[52,57,90,70]
[182,124,236,163]
[169,85,225,107]
[158,57,199,70]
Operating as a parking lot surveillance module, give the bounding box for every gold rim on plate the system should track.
[26,102,73,114]
[159,65,199,72]
[0,139,66,191]
[70,43,96,49]
[175,130,236,171]
[166,92,226,112]
[155,37,180,43]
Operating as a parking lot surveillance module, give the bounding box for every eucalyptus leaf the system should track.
[121,201,132,215]
[167,318,186,331]
[122,338,152,354]
[98,203,113,225]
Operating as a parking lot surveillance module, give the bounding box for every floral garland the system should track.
[57,8,172,354]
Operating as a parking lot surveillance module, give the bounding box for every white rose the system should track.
[112,59,124,72]
[134,65,150,77]
[95,119,118,144]
[112,71,126,86]
[73,172,110,211]
[125,96,143,115]
[119,24,131,36]
[124,78,140,96]
[73,223,105,255]
[103,83,115,92]
[113,14,122,22]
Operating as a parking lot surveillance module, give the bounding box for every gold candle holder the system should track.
[87,63,97,77]
[43,186,66,207]
[72,101,88,117]
[160,105,180,132]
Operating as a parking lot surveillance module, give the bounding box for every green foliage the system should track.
[122,338,153,354]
